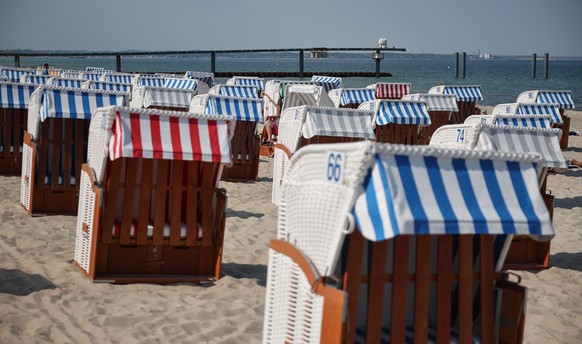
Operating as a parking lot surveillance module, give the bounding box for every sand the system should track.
[0,109,581,344]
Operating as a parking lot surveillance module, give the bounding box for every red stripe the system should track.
[188,118,202,161]
[150,114,163,159]
[207,120,220,162]
[169,116,183,160]
[130,112,143,158]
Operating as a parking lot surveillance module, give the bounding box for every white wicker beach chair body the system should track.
[368,82,411,100]
[0,82,38,175]
[281,84,335,112]
[130,86,198,111]
[328,88,376,109]
[0,67,35,82]
[79,72,105,81]
[489,115,553,129]
[60,70,83,79]
[48,77,86,89]
[263,80,283,117]
[465,115,494,125]
[226,76,265,91]
[20,85,128,215]
[428,85,483,124]
[74,106,235,284]
[271,105,374,206]
[189,94,264,181]
[310,75,344,93]
[264,141,554,343]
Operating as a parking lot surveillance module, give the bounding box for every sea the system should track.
[2,55,581,109]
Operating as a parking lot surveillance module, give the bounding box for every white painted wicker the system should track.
[74,166,98,274]
[428,123,480,149]
[464,114,493,125]
[19,144,33,211]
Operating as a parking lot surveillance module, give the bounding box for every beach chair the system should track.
[271,105,374,206]
[190,94,263,181]
[20,86,128,215]
[209,84,260,99]
[20,75,53,86]
[82,80,133,93]
[491,102,562,124]
[0,82,38,174]
[130,86,198,111]
[516,90,575,150]
[184,71,215,88]
[79,71,106,81]
[402,93,458,144]
[163,77,209,94]
[368,82,411,99]
[0,67,35,82]
[430,123,566,270]
[428,85,483,124]
[465,114,553,129]
[359,99,431,145]
[86,67,105,72]
[329,88,376,109]
[60,70,83,79]
[263,141,554,344]
[73,106,233,284]
[100,72,136,84]
[49,77,86,88]
[133,74,167,88]
[311,75,343,93]
[226,76,265,95]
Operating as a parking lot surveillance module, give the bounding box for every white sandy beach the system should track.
[0,108,580,344]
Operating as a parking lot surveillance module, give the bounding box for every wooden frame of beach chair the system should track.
[271,105,374,206]
[402,93,458,144]
[264,142,553,343]
[429,85,483,124]
[429,123,566,270]
[359,99,431,145]
[516,90,575,150]
[0,82,38,175]
[20,86,128,215]
[130,86,198,112]
[190,94,264,181]
[73,106,234,284]
[328,88,376,109]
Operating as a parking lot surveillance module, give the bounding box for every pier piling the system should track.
[462,52,466,78]
[454,52,459,78]
[299,50,304,78]
[116,54,121,72]
[14,55,20,67]
[544,53,549,79]
[532,53,537,78]
[211,52,216,74]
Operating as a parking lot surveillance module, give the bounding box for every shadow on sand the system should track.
[550,252,582,272]
[221,262,268,287]
[0,269,56,296]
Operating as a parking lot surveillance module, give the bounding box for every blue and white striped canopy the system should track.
[137,77,166,87]
[403,94,458,112]
[517,104,563,123]
[1,68,35,82]
[311,75,343,93]
[339,88,376,106]
[301,106,375,139]
[51,78,85,88]
[375,100,431,126]
[0,82,38,108]
[218,85,259,98]
[231,77,264,90]
[86,81,132,93]
[163,78,198,91]
[429,85,483,102]
[517,90,574,110]
[495,115,551,129]
[353,149,554,242]
[80,72,103,81]
[39,88,127,121]
[205,95,264,122]
[21,75,53,86]
[102,73,135,84]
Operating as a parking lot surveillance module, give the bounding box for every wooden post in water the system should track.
[299,50,304,78]
[116,54,121,72]
[454,52,459,78]
[544,53,549,79]
[462,52,466,78]
[211,52,216,74]
[532,53,537,78]
[14,55,20,67]
[373,50,384,78]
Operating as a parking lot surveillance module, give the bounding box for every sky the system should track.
[1,0,581,56]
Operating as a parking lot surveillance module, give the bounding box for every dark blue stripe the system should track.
[480,159,515,234]
[395,155,429,233]
[424,156,459,234]
[452,158,488,233]
[507,161,542,235]
[95,93,104,108]
[81,93,91,119]
[67,91,77,119]
[6,84,14,108]
[52,90,62,120]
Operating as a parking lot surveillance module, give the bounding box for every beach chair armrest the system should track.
[270,240,347,343]
[274,143,293,159]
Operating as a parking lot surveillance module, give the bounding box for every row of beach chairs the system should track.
[0,65,575,343]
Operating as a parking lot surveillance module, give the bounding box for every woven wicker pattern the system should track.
[74,168,96,273]
[19,144,33,210]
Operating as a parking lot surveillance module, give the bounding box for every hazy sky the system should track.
[1,0,581,56]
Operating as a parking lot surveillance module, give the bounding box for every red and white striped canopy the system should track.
[371,82,411,99]
[108,109,232,163]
